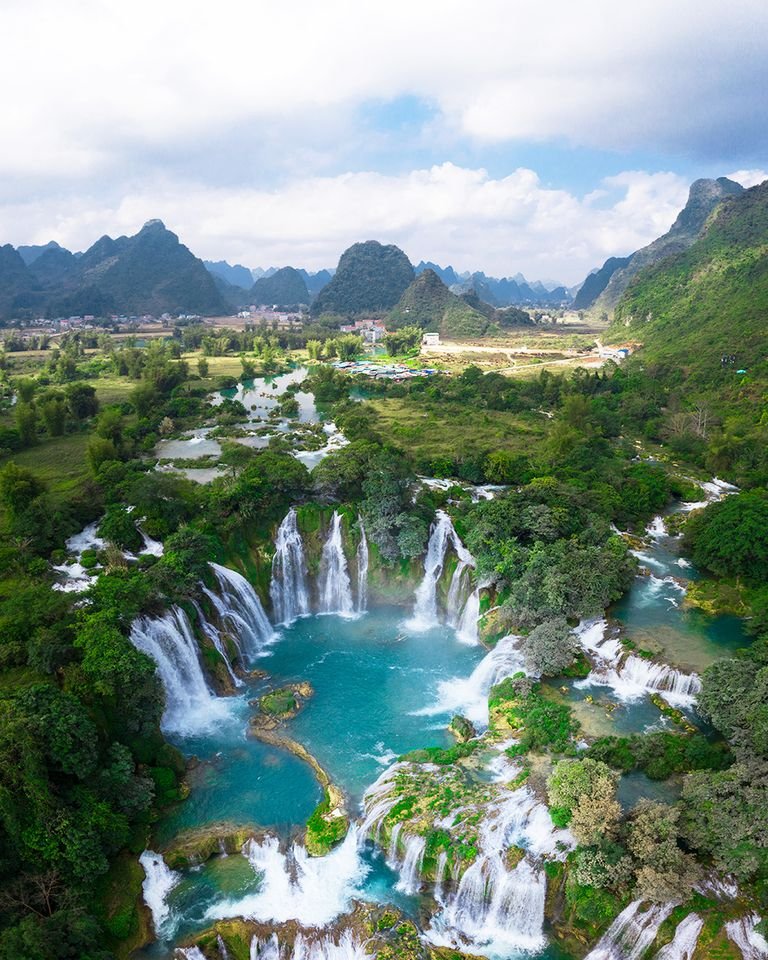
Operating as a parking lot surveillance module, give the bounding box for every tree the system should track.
[0,462,45,516]
[15,402,38,446]
[197,357,209,378]
[39,395,67,437]
[384,325,422,357]
[64,383,98,420]
[98,504,143,552]
[547,758,621,844]
[685,491,768,582]
[627,801,701,902]
[524,617,578,676]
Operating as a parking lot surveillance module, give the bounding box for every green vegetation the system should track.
[312,241,414,316]
[250,266,309,307]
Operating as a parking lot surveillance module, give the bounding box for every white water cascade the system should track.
[317,512,355,617]
[355,518,368,613]
[250,930,369,960]
[140,850,180,939]
[574,619,702,708]
[130,607,232,735]
[585,901,675,960]
[726,914,768,959]
[414,634,528,728]
[428,786,573,954]
[205,829,368,928]
[654,913,704,960]
[270,508,311,625]
[206,562,275,661]
[409,510,475,632]
[456,587,481,645]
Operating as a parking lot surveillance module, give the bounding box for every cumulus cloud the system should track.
[728,169,768,188]
[1,0,767,182]
[0,164,690,283]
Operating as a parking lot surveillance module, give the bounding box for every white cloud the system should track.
[0,0,766,181]
[0,164,690,283]
[727,169,768,188]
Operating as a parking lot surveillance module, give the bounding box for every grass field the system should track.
[368,397,547,461]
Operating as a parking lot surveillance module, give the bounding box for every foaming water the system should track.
[130,607,235,736]
[409,511,475,631]
[207,562,276,660]
[584,901,675,960]
[725,914,768,960]
[574,620,701,708]
[654,913,703,960]
[413,634,526,728]
[270,508,310,625]
[140,850,180,939]
[250,930,368,960]
[317,512,355,617]
[206,830,368,927]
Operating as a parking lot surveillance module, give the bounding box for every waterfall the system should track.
[317,511,355,617]
[574,619,702,708]
[355,518,368,613]
[725,914,768,960]
[432,856,547,953]
[207,562,275,660]
[138,525,164,556]
[176,949,207,960]
[250,930,368,960]
[584,901,675,960]
[654,914,703,960]
[204,829,368,928]
[130,607,232,735]
[446,562,471,626]
[217,934,231,959]
[270,508,310,625]
[456,587,481,645]
[409,510,475,631]
[414,634,527,728]
[139,850,179,939]
[395,834,426,894]
[193,602,242,687]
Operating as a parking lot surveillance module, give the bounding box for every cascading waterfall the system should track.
[250,930,369,960]
[270,508,310,625]
[725,914,768,960]
[574,619,702,708]
[130,607,232,735]
[427,786,572,953]
[456,587,481,645]
[654,914,703,960]
[414,634,527,728]
[355,517,368,613]
[584,901,675,960]
[317,511,355,617]
[139,850,179,939]
[409,511,475,632]
[394,833,426,895]
[206,562,275,660]
[446,561,471,626]
[176,948,207,960]
[193,601,242,687]
[205,829,368,928]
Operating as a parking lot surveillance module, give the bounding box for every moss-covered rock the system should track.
[449,714,477,743]
[162,823,261,870]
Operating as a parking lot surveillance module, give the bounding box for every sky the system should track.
[1,0,767,284]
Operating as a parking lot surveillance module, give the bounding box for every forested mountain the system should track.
[0,221,227,319]
[312,240,414,315]
[298,268,333,297]
[250,266,310,306]
[591,177,744,317]
[610,179,768,374]
[388,268,490,336]
[415,261,570,307]
[16,241,64,265]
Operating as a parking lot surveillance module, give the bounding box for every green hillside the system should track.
[388,268,490,336]
[312,240,414,316]
[610,181,768,381]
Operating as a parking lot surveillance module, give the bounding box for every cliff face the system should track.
[591,177,744,318]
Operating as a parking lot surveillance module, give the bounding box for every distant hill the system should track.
[298,268,333,297]
[0,220,228,319]
[250,266,310,306]
[572,256,631,311]
[591,177,744,318]
[608,179,768,374]
[204,260,254,289]
[312,241,414,316]
[415,263,571,307]
[415,261,462,286]
[16,241,63,265]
